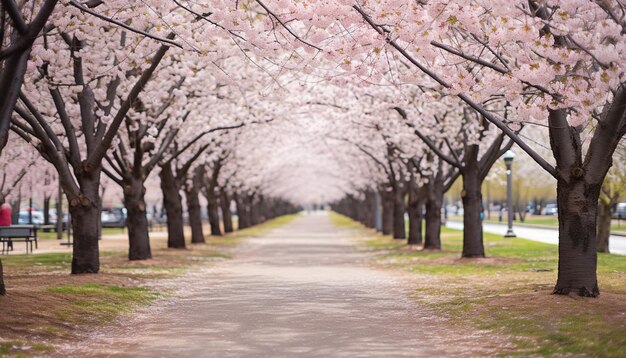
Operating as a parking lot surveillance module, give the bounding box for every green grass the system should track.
[1,252,72,268]
[47,284,159,323]
[334,213,626,357]
[329,212,363,229]
[37,227,128,240]
[0,342,54,356]
[224,213,300,241]
[365,225,626,278]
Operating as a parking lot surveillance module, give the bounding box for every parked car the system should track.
[17,210,45,225]
[445,205,458,215]
[613,203,626,219]
[47,208,69,230]
[101,207,127,228]
[48,208,68,222]
[541,203,558,216]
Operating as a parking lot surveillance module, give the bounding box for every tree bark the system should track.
[10,193,20,224]
[186,188,204,244]
[0,259,5,295]
[234,192,249,230]
[424,177,444,250]
[392,183,406,239]
[0,42,33,153]
[43,195,51,225]
[407,181,423,246]
[186,168,205,244]
[381,190,393,235]
[69,171,102,274]
[596,201,611,253]
[248,194,260,226]
[159,162,185,248]
[220,188,234,233]
[364,190,376,228]
[206,186,222,236]
[123,175,152,260]
[461,158,485,258]
[553,179,600,296]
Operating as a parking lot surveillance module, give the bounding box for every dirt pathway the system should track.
[62,212,499,357]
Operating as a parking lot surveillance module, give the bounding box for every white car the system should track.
[613,203,626,219]
[17,210,45,225]
[541,203,558,216]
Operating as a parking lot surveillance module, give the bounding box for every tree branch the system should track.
[85,37,174,170]
[393,106,462,168]
[354,4,558,179]
[67,0,183,48]
[430,40,509,74]
[254,0,322,51]
[1,0,27,34]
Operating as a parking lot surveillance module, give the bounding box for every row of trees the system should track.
[0,0,301,294]
[1,1,625,299]
[307,1,626,298]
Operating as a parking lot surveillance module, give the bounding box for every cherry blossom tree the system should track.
[12,4,179,273]
[0,0,58,160]
[103,53,248,258]
[348,1,626,295]
[257,0,625,296]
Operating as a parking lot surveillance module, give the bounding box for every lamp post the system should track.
[503,150,516,237]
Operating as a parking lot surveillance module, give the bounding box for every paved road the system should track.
[64,213,498,357]
[446,220,626,255]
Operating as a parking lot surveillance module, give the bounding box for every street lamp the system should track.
[503,150,516,238]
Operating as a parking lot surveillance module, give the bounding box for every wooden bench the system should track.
[0,225,38,254]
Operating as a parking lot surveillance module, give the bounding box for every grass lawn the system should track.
[331,212,626,357]
[36,227,128,240]
[0,214,299,355]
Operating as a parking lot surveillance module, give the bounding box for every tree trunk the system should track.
[159,163,185,248]
[234,192,249,230]
[186,167,205,244]
[407,182,423,246]
[248,195,260,226]
[364,190,376,228]
[186,184,205,244]
[392,183,406,239]
[0,44,33,152]
[461,163,485,258]
[553,179,600,297]
[10,194,20,224]
[381,190,393,235]
[43,195,51,225]
[124,175,152,260]
[206,186,222,236]
[0,259,5,295]
[69,172,102,274]
[424,178,444,250]
[220,188,234,233]
[596,200,612,253]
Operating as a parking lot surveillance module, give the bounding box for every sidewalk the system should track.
[446,220,626,255]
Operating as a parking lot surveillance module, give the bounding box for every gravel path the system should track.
[64,212,499,357]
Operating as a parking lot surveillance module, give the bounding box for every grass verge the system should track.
[47,284,159,324]
[330,212,626,357]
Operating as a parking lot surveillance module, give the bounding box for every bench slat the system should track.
[0,228,34,237]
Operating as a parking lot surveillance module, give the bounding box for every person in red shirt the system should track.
[0,199,12,251]
[0,202,12,226]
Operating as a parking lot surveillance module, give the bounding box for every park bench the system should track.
[0,225,38,254]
